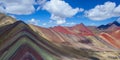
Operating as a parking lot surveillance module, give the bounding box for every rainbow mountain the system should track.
[0,13,120,60]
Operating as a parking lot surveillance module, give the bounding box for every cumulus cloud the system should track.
[37,0,46,5]
[90,23,96,26]
[0,4,5,13]
[9,15,16,18]
[66,22,76,25]
[0,0,36,15]
[36,0,47,10]
[28,18,40,25]
[50,14,66,24]
[43,0,80,24]
[79,8,84,12]
[85,1,120,20]
[42,23,47,25]
[117,17,120,23]
[58,22,76,26]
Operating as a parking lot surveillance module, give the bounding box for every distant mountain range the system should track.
[97,21,120,30]
[0,13,120,60]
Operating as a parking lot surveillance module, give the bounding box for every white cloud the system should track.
[61,22,76,26]
[50,14,66,24]
[9,15,16,18]
[42,23,47,25]
[56,20,66,25]
[79,8,84,12]
[117,17,120,23]
[28,18,40,25]
[43,0,80,24]
[85,1,120,20]
[90,23,96,26]
[36,0,47,10]
[37,0,46,5]
[66,22,75,25]
[0,0,35,15]
[0,5,5,13]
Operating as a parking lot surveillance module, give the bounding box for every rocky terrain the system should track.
[0,13,120,60]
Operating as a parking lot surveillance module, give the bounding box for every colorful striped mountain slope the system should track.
[0,13,120,60]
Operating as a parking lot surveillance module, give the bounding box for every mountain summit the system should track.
[98,21,120,30]
[0,13,16,27]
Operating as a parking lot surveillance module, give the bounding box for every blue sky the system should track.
[0,0,120,27]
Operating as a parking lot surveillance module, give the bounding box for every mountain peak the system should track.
[0,13,16,27]
[98,21,120,30]
[76,23,85,27]
[112,21,120,26]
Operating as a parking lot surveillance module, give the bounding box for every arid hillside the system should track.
[0,13,120,60]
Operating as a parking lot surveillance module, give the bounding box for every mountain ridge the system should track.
[98,21,120,30]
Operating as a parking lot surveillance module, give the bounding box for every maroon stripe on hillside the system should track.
[10,44,43,60]
[0,29,59,57]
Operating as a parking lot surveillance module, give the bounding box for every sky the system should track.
[0,0,120,27]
